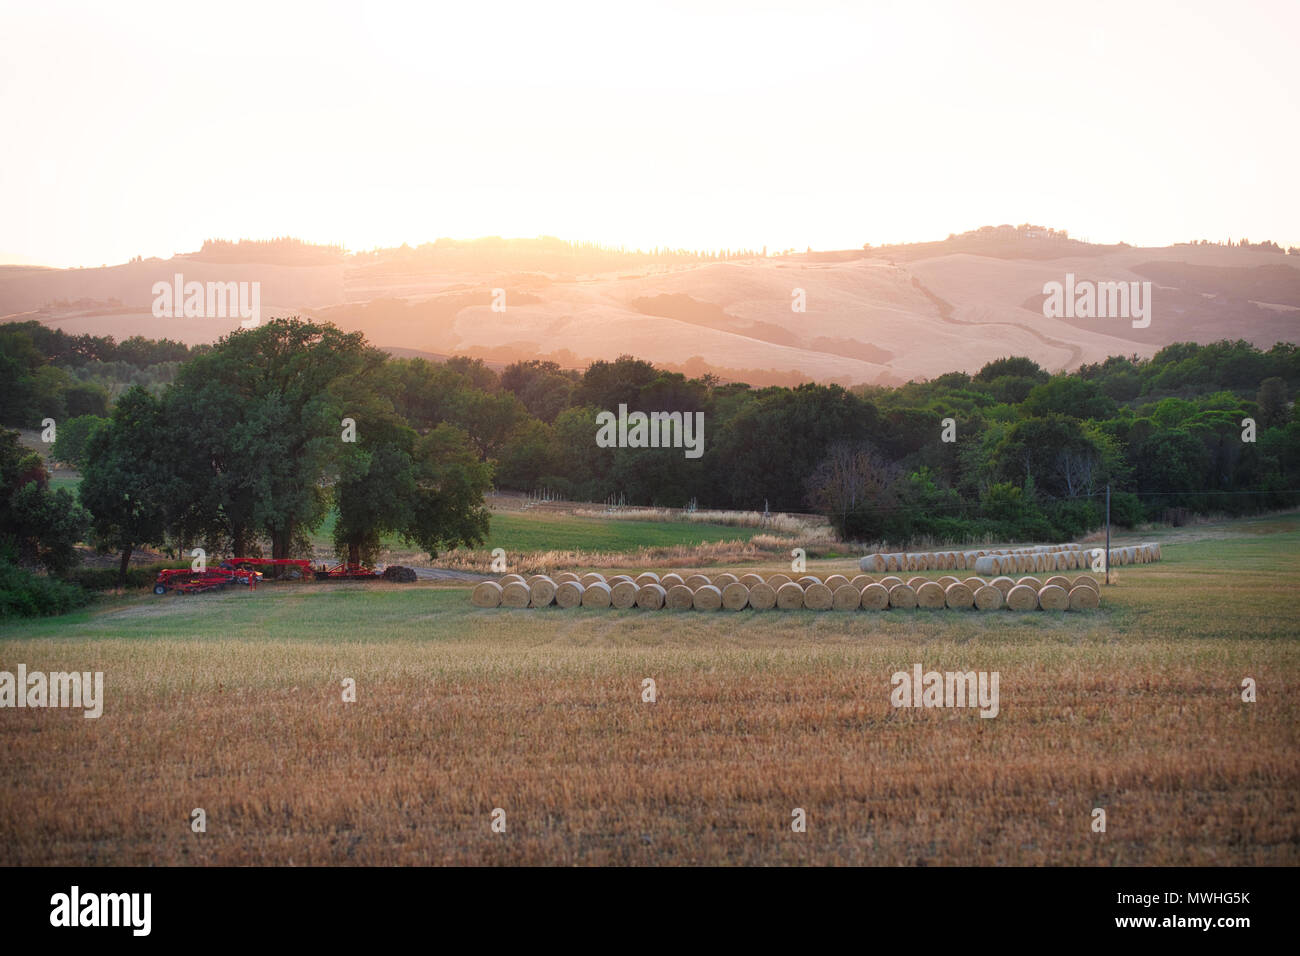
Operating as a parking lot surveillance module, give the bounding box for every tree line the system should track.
[0,318,1296,603]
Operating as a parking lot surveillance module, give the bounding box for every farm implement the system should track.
[152,566,258,595]
[152,558,416,594]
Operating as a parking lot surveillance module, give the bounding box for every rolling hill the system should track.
[3,235,1296,386]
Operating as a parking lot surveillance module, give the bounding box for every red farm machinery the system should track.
[152,558,415,595]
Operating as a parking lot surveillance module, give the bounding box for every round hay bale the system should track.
[635,583,667,609]
[1017,576,1042,589]
[634,571,661,586]
[501,581,531,608]
[944,582,975,609]
[608,574,636,586]
[714,572,739,587]
[1037,584,1070,611]
[767,573,793,588]
[973,584,1004,610]
[684,573,712,590]
[888,584,918,609]
[973,556,997,575]
[860,583,890,610]
[721,582,750,610]
[1005,584,1038,611]
[824,574,851,590]
[1044,575,1071,590]
[831,584,861,610]
[879,575,904,589]
[1072,575,1100,592]
[579,572,606,588]
[1069,585,1100,610]
[527,580,553,608]
[990,576,1015,596]
[850,574,874,589]
[797,575,823,588]
[471,581,503,607]
[776,582,805,610]
[692,584,723,611]
[803,582,834,610]
[915,581,946,609]
[665,584,695,609]
[739,573,766,588]
[747,582,777,610]
[963,576,986,590]
[527,575,557,607]
[936,575,960,589]
[555,581,585,608]
[907,576,929,590]
[609,580,638,609]
[500,574,527,586]
[554,571,581,584]
[581,581,612,608]
[660,573,685,588]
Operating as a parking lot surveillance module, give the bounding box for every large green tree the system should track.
[80,387,171,584]
[163,319,378,558]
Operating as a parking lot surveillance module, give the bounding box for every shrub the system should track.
[1046,499,1104,540]
[1108,490,1145,528]
[65,561,175,591]
[0,561,92,619]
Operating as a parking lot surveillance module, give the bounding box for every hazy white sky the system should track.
[1,0,1296,267]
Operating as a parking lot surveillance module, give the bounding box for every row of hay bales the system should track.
[471,570,1101,612]
[861,542,1161,574]
[979,543,1160,575]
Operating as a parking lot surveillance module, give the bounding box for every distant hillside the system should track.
[3,234,1296,386]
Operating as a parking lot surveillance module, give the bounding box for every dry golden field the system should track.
[1,515,1297,866]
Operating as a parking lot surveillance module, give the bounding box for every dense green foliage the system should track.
[100,320,493,570]
[0,559,91,619]
[0,321,195,427]
[0,430,89,575]
[472,341,1299,543]
[4,314,1298,585]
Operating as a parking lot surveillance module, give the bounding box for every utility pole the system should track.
[1104,483,1111,586]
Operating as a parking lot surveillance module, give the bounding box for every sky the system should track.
[1,0,1296,267]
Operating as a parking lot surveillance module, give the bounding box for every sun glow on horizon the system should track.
[1,0,1297,269]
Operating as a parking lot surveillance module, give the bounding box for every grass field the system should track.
[1,514,1297,865]
[313,506,772,556]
